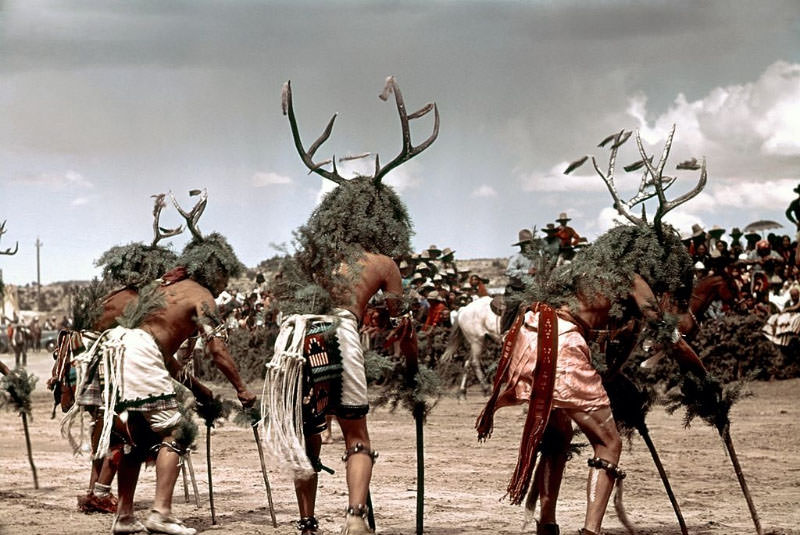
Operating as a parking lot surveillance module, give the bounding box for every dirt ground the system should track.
[1,349,798,535]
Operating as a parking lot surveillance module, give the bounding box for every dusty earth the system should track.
[1,349,798,535]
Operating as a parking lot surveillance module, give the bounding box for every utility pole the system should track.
[35,237,42,311]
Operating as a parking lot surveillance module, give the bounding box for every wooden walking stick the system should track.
[605,373,688,535]
[195,395,233,525]
[181,459,190,503]
[205,426,217,524]
[667,372,762,535]
[385,316,433,535]
[1,368,39,489]
[236,406,277,528]
[185,451,201,508]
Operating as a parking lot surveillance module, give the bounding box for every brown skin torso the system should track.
[97,280,251,404]
[329,252,404,322]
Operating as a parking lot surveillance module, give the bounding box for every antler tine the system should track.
[150,193,183,247]
[373,76,440,183]
[170,188,207,241]
[655,158,707,225]
[627,172,677,208]
[591,154,644,227]
[0,220,19,256]
[635,125,676,209]
[635,125,705,228]
[282,81,346,185]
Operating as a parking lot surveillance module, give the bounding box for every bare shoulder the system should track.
[363,252,399,272]
[171,279,217,309]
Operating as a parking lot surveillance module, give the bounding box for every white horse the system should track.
[441,296,502,396]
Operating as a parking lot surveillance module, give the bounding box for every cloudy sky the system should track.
[1,0,799,284]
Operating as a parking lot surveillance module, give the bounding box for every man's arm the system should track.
[630,274,706,376]
[196,299,256,406]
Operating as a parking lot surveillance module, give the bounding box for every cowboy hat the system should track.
[744,231,760,242]
[542,223,558,234]
[690,223,705,238]
[512,229,533,246]
[729,227,743,238]
[708,225,725,239]
[556,212,571,222]
[427,245,441,258]
[440,247,455,260]
[426,290,444,302]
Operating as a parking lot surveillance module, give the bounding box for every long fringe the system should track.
[260,314,316,480]
[60,332,106,455]
[94,336,124,460]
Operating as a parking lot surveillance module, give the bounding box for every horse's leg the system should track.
[469,340,489,395]
[458,359,470,399]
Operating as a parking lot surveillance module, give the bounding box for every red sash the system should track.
[476,303,559,505]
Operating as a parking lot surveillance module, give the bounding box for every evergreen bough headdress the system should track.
[278,76,438,310]
[534,125,707,322]
[172,189,244,292]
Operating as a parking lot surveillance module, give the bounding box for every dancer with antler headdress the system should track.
[263,76,437,535]
[60,191,256,535]
[477,126,713,535]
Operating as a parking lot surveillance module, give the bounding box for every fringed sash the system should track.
[476,303,560,505]
[261,313,343,480]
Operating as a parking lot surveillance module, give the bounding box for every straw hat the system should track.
[513,229,533,246]
[708,225,725,239]
[427,245,441,258]
[426,290,444,302]
[690,224,705,238]
[556,212,571,223]
[440,247,455,261]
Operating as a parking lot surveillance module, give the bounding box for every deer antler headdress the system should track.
[284,77,439,275]
[171,189,244,292]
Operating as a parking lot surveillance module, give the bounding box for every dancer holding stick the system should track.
[62,190,256,535]
[263,76,438,535]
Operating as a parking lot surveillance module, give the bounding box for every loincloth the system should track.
[262,308,366,478]
[77,327,177,412]
[496,310,609,411]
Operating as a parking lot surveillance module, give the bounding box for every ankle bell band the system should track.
[346,504,370,518]
[342,442,378,464]
[296,516,319,532]
[587,457,626,480]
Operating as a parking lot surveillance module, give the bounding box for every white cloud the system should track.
[709,178,795,210]
[15,169,93,189]
[471,184,497,198]
[627,61,800,175]
[252,171,292,187]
